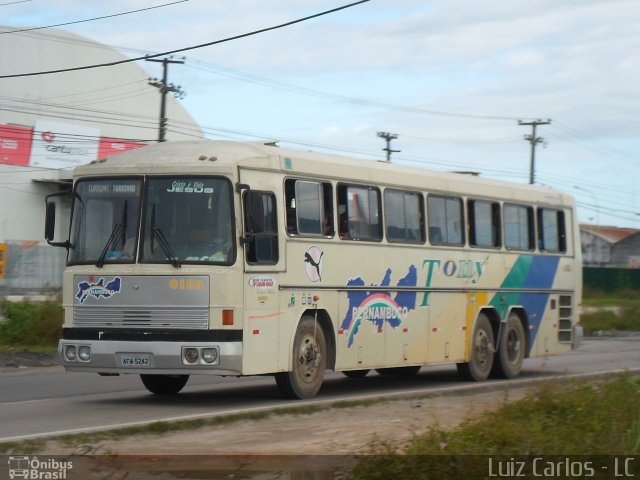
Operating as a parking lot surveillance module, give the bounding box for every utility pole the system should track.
[377,131,400,162]
[146,56,185,142]
[518,119,551,184]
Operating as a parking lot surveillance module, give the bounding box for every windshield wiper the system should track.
[96,223,123,268]
[152,227,181,268]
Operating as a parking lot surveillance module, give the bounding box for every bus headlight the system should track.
[201,348,218,364]
[183,347,199,364]
[78,345,91,362]
[64,344,77,362]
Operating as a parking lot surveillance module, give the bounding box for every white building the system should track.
[0,26,203,294]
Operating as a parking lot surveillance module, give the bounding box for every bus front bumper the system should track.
[58,339,243,376]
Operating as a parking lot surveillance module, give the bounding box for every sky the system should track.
[3,0,640,228]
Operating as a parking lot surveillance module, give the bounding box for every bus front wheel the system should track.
[275,316,327,399]
[457,313,495,381]
[140,374,189,395]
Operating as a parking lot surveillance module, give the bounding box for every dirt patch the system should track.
[35,387,529,456]
[0,351,58,368]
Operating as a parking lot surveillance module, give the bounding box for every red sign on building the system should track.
[0,125,33,166]
[98,137,147,159]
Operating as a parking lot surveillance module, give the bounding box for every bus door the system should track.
[237,168,285,374]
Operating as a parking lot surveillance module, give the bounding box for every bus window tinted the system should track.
[427,195,464,246]
[384,189,424,243]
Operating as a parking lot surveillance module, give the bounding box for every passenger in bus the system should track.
[323,213,333,236]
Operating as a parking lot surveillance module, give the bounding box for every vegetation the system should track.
[583,287,640,307]
[581,289,640,334]
[0,300,63,349]
[351,374,640,479]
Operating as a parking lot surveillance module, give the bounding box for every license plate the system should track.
[119,353,153,367]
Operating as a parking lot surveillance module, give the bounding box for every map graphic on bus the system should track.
[341,265,418,347]
[75,276,122,304]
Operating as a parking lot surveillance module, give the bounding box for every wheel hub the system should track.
[298,334,322,378]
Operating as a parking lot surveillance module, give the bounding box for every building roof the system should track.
[0,26,202,142]
[580,225,640,244]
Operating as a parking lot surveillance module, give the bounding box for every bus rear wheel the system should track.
[275,316,327,399]
[457,313,495,381]
[492,313,526,379]
[140,374,189,395]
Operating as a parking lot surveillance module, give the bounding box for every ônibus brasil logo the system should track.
[7,456,73,480]
[75,276,122,304]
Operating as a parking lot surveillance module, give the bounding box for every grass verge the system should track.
[0,300,63,348]
[350,374,640,479]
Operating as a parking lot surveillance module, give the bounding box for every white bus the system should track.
[45,140,582,399]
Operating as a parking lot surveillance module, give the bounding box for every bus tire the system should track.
[457,313,495,381]
[140,374,189,395]
[275,316,327,399]
[375,366,421,376]
[491,313,526,379]
[342,369,370,378]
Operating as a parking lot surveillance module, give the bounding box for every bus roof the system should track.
[76,140,573,207]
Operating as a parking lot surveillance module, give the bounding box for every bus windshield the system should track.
[68,176,234,266]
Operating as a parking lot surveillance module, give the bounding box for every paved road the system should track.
[1,337,638,442]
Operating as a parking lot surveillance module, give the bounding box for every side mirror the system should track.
[44,202,56,242]
[44,191,71,248]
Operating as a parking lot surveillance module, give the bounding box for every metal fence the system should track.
[0,242,65,297]
[583,267,640,293]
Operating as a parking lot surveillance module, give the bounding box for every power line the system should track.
[0,1,190,35]
[0,0,32,6]
[0,1,370,79]
[183,59,523,121]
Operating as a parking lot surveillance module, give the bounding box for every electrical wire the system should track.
[183,60,522,122]
[0,0,31,6]
[0,1,190,35]
[0,1,370,79]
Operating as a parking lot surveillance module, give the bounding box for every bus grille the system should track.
[73,306,209,330]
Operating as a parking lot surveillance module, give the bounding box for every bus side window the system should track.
[427,195,464,246]
[337,183,382,241]
[468,199,501,248]
[243,191,278,264]
[504,203,535,251]
[538,207,566,253]
[384,189,425,244]
[284,179,334,237]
